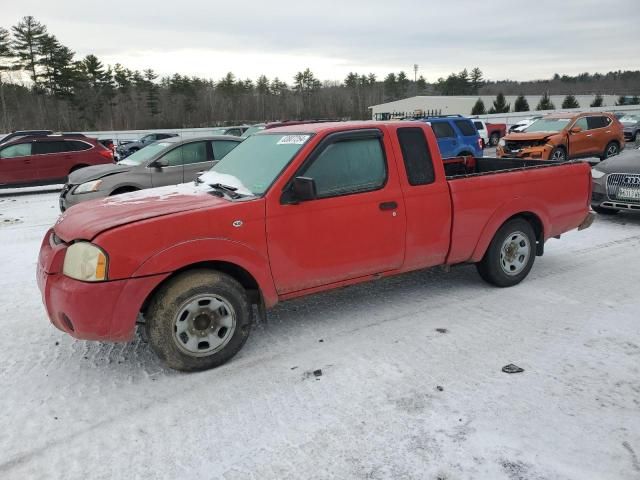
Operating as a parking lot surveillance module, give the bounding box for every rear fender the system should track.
[469,197,551,262]
[132,238,279,307]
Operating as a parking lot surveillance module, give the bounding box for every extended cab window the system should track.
[430,122,455,138]
[0,143,31,158]
[302,137,386,198]
[397,127,435,186]
[162,142,207,166]
[454,120,477,136]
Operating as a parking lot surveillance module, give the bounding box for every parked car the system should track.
[0,134,114,188]
[38,121,594,371]
[59,135,242,210]
[591,147,640,214]
[116,132,179,158]
[241,124,266,137]
[619,114,640,142]
[209,126,249,137]
[497,112,625,162]
[0,129,54,145]
[472,119,507,147]
[508,116,543,133]
[418,115,483,158]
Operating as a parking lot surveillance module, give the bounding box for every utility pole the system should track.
[413,64,419,83]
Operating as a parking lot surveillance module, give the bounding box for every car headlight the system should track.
[498,138,506,147]
[63,242,108,282]
[591,169,606,179]
[74,180,103,194]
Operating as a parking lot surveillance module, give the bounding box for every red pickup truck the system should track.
[37,121,594,371]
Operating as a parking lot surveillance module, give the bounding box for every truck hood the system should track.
[594,148,640,174]
[503,132,556,142]
[68,163,132,184]
[54,183,226,241]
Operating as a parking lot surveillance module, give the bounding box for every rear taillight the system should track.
[478,138,483,150]
[98,148,114,162]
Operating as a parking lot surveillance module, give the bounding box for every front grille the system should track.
[607,173,640,203]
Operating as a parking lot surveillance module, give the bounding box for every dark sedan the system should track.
[60,135,242,211]
[591,147,640,214]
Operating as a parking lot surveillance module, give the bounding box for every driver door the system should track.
[568,117,590,158]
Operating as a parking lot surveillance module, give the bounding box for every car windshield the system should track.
[199,133,311,196]
[524,118,571,133]
[119,142,172,165]
[620,115,639,125]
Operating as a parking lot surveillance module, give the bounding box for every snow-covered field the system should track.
[0,189,639,480]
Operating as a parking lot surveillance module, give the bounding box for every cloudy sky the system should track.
[3,0,639,83]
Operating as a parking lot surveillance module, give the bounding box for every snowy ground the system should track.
[0,189,639,480]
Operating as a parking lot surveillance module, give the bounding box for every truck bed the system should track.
[443,156,571,179]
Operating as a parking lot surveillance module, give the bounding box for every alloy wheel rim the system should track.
[500,231,531,276]
[607,145,618,157]
[552,150,565,161]
[172,294,236,357]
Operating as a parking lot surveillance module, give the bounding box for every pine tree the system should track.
[143,68,160,117]
[536,92,555,110]
[39,34,75,97]
[383,72,398,101]
[514,95,529,112]
[590,94,603,107]
[458,68,470,95]
[397,71,410,98]
[489,93,510,113]
[561,95,580,109]
[471,98,486,115]
[470,67,484,94]
[11,16,47,88]
[0,27,13,131]
[416,75,427,93]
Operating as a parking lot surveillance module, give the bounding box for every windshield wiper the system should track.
[208,183,244,199]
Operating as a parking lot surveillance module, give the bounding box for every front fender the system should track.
[132,238,279,307]
[469,197,552,263]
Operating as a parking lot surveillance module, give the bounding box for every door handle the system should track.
[379,201,398,211]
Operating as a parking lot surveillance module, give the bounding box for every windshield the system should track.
[119,142,172,166]
[199,133,311,196]
[524,118,571,133]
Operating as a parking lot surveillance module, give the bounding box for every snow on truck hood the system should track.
[54,183,226,241]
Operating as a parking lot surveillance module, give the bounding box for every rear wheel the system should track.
[601,142,619,160]
[593,206,619,215]
[490,132,500,146]
[549,147,567,162]
[476,218,536,287]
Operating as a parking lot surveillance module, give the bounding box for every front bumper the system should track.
[497,144,552,160]
[591,176,640,211]
[37,229,169,341]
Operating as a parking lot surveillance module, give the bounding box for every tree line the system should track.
[1,16,639,132]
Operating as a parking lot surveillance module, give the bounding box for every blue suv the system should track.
[417,115,483,158]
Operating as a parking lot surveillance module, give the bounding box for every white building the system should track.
[369,95,622,120]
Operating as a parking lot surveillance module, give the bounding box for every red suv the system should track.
[0,134,114,187]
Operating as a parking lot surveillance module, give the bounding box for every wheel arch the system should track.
[470,201,550,262]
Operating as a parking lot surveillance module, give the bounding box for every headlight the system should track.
[74,180,102,194]
[63,242,108,282]
[498,138,506,147]
[591,169,606,179]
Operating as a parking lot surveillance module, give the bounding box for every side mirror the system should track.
[570,126,582,134]
[291,176,317,202]
[152,158,168,171]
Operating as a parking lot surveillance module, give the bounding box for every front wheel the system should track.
[146,269,253,372]
[490,132,500,146]
[549,147,567,162]
[476,218,536,287]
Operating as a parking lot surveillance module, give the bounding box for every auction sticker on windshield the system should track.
[277,135,310,145]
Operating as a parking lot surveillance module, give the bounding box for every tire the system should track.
[601,142,620,160]
[145,269,253,372]
[476,218,536,288]
[490,132,500,146]
[549,147,567,162]
[593,206,619,215]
